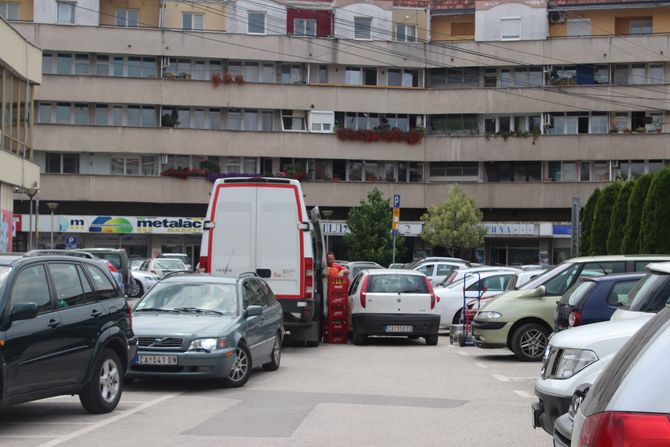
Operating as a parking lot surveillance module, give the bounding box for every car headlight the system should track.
[477,311,502,319]
[188,338,229,352]
[554,349,598,379]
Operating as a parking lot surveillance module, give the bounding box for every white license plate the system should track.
[385,325,413,333]
[136,355,178,365]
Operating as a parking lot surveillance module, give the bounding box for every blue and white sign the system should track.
[64,235,78,248]
[393,194,401,208]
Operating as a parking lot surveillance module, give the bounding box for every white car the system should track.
[437,266,521,288]
[129,266,161,298]
[413,261,469,286]
[348,269,440,346]
[434,269,518,328]
[142,258,189,278]
[532,262,670,435]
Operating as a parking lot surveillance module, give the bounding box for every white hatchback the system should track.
[348,270,440,346]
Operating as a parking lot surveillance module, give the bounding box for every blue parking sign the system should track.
[393,194,400,208]
[65,236,78,248]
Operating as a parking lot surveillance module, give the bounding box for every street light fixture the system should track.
[24,187,39,251]
[47,202,59,249]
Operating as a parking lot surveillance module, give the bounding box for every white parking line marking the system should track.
[514,390,535,399]
[492,374,510,382]
[0,435,60,439]
[456,351,469,357]
[475,362,488,369]
[36,393,179,447]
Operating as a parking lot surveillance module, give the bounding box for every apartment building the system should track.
[0,17,40,252]
[5,0,670,265]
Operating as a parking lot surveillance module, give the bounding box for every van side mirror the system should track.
[531,285,546,297]
[245,305,263,318]
[10,303,38,321]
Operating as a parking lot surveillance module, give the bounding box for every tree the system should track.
[579,188,600,256]
[420,186,487,257]
[606,181,635,255]
[622,174,653,254]
[590,183,622,256]
[640,168,670,253]
[344,188,405,266]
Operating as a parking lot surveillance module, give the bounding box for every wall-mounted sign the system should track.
[17,215,205,235]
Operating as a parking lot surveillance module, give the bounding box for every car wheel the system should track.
[452,309,464,325]
[511,323,550,362]
[79,349,123,414]
[128,278,143,298]
[262,334,282,371]
[352,329,367,346]
[425,334,439,346]
[221,342,252,388]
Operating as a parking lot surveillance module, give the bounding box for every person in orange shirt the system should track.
[326,252,348,277]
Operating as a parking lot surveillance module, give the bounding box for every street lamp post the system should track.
[47,203,59,249]
[322,210,333,252]
[24,187,39,251]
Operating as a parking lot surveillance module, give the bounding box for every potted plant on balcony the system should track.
[161,110,180,128]
[623,128,633,134]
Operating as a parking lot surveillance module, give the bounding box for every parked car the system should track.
[438,266,521,288]
[159,253,192,271]
[505,268,550,291]
[435,269,518,328]
[413,261,469,286]
[127,274,283,387]
[554,273,643,331]
[81,248,131,295]
[128,260,161,299]
[472,255,670,361]
[570,304,670,446]
[0,255,136,413]
[532,262,670,435]
[140,257,190,278]
[388,263,406,269]
[347,261,383,283]
[405,257,472,270]
[130,259,147,271]
[348,269,440,345]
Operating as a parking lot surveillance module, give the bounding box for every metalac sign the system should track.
[44,216,204,234]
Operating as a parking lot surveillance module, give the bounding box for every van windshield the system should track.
[0,266,11,291]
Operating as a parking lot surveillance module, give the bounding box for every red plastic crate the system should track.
[328,277,349,292]
[325,331,349,344]
[328,295,348,306]
[328,307,347,319]
[328,320,348,331]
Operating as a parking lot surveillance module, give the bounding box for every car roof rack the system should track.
[238,272,259,279]
[24,249,95,259]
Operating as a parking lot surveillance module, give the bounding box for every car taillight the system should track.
[106,261,118,273]
[304,258,313,299]
[578,412,670,447]
[569,310,582,327]
[199,256,209,273]
[446,271,458,285]
[424,277,436,310]
[360,276,369,309]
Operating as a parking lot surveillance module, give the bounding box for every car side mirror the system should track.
[531,285,546,297]
[569,384,591,417]
[245,305,263,318]
[10,303,38,321]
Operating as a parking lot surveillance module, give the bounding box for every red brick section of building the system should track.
[286,8,334,37]
[551,0,665,5]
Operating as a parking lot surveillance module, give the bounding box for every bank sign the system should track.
[20,215,204,234]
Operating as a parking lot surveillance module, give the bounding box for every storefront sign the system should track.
[18,215,205,235]
[552,224,572,236]
[483,223,538,236]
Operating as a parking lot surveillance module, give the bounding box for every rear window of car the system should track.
[154,259,185,270]
[606,280,639,307]
[623,274,670,312]
[367,275,428,294]
[96,253,123,270]
[560,280,596,306]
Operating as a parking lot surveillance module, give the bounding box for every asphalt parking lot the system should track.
[0,335,550,447]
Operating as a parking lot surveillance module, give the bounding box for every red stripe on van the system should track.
[208,182,305,299]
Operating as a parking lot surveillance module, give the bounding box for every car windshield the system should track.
[367,275,428,293]
[352,265,382,277]
[560,280,597,306]
[96,253,123,269]
[0,266,11,291]
[519,264,563,290]
[135,282,237,314]
[154,259,186,270]
[622,274,670,312]
[130,260,145,270]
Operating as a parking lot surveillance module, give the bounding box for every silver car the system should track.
[127,274,284,387]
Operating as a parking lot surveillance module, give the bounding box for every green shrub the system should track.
[641,169,670,253]
[606,181,635,254]
[580,188,600,256]
[622,174,653,254]
[591,183,622,256]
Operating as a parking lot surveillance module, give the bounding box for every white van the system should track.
[199,177,325,346]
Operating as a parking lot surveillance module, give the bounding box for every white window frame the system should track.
[354,17,372,40]
[281,110,306,132]
[566,18,591,37]
[115,8,139,27]
[247,11,266,35]
[309,111,335,133]
[395,23,417,42]
[500,17,521,41]
[294,18,316,37]
[56,1,76,24]
[182,12,204,31]
[0,2,19,20]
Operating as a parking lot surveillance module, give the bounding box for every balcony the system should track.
[35,74,670,114]
[38,174,602,209]
[34,124,670,162]
[13,22,670,68]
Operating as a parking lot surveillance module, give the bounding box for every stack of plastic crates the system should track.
[325,276,349,344]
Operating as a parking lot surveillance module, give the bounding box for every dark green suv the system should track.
[0,255,137,413]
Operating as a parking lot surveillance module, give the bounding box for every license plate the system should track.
[385,325,413,333]
[136,355,178,365]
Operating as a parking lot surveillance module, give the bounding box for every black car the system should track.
[554,273,643,331]
[0,255,137,413]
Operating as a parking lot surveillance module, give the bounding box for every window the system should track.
[45,153,79,174]
[96,55,109,76]
[261,63,274,83]
[182,12,203,31]
[57,1,75,24]
[115,8,139,27]
[248,11,265,34]
[364,67,377,86]
[354,17,372,40]
[243,63,258,82]
[282,110,306,131]
[56,103,71,123]
[42,53,53,74]
[451,22,474,36]
[227,109,241,130]
[396,24,416,42]
[57,53,72,75]
[0,2,19,20]
[294,18,316,37]
[567,19,591,37]
[63,153,79,173]
[629,18,652,35]
[112,106,123,126]
[49,264,93,308]
[243,110,258,130]
[319,65,328,83]
[590,114,608,134]
[10,265,51,313]
[112,157,141,175]
[344,67,362,85]
[38,103,52,124]
[310,111,334,133]
[500,17,520,40]
[83,264,117,299]
[280,64,302,83]
[142,156,157,175]
[73,103,88,125]
[607,281,638,307]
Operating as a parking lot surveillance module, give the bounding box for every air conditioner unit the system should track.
[549,11,565,24]
[543,114,553,127]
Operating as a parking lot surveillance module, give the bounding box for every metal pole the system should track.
[50,210,54,249]
[28,197,33,251]
[392,232,396,264]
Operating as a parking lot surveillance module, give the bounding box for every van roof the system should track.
[567,255,670,263]
[646,262,670,275]
[215,177,298,186]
